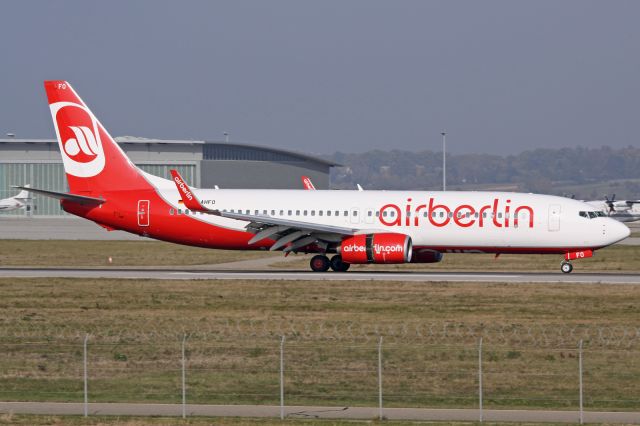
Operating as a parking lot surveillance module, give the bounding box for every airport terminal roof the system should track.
[0,137,340,167]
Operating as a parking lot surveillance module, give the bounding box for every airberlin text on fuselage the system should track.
[379,198,534,228]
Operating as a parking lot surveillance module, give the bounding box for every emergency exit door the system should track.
[138,200,150,227]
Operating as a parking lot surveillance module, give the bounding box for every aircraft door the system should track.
[138,200,150,227]
[548,204,560,232]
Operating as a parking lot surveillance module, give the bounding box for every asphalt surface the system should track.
[1,267,639,284]
[1,401,639,423]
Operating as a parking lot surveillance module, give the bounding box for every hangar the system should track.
[0,137,338,216]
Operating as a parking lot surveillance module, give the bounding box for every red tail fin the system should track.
[44,81,146,194]
[301,176,316,190]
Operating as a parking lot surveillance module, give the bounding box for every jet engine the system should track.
[339,233,412,264]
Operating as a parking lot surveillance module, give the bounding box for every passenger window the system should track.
[263,210,268,215]
[296,210,300,216]
[169,208,174,215]
[177,209,182,215]
[440,212,444,218]
[245,209,250,214]
[483,212,487,218]
[448,212,453,218]
[319,210,323,216]
[376,211,380,217]
[383,211,388,217]
[271,210,275,216]
[343,211,348,216]
[335,211,340,216]
[255,210,259,215]
[474,212,478,218]
[407,211,411,217]
[288,210,292,216]
[327,211,331,216]
[185,210,189,215]
[498,212,502,218]
[303,210,308,216]
[311,211,315,216]
[279,210,284,215]
[423,211,428,217]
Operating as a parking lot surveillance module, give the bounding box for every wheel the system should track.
[310,255,330,272]
[330,255,350,272]
[561,261,573,274]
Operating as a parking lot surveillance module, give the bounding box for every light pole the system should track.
[223,132,229,143]
[441,131,446,191]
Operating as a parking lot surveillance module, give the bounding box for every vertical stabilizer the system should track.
[44,81,147,194]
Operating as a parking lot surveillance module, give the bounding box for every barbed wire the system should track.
[2,320,640,349]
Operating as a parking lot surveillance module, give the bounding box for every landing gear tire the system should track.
[310,255,330,272]
[330,255,350,272]
[561,261,573,274]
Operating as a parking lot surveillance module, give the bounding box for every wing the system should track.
[211,209,363,252]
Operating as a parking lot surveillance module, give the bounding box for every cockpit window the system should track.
[580,210,606,219]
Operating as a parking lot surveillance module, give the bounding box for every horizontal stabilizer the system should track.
[12,186,105,205]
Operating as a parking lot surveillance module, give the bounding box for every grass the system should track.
[0,414,579,426]
[0,240,278,267]
[0,277,639,411]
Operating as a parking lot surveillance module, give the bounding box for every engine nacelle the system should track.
[410,248,444,263]
[339,233,412,264]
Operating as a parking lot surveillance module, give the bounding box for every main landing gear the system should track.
[309,255,350,272]
[560,260,573,274]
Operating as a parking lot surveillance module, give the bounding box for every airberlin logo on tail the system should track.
[50,102,105,177]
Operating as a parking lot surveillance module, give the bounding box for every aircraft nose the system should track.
[606,219,630,244]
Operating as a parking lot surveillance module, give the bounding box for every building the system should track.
[0,137,338,216]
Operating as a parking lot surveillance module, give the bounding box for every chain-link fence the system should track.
[2,323,639,418]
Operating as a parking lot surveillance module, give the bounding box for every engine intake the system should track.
[339,233,412,264]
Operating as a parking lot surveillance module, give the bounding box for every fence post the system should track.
[83,334,88,417]
[478,337,483,423]
[280,335,285,420]
[378,336,383,420]
[579,339,583,425]
[182,334,187,419]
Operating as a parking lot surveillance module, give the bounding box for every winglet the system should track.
[301,176,316,190]
[170,169,206,211]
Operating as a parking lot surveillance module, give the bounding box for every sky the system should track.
[1,1,639,155]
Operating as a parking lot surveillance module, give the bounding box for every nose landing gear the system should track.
[560,260,573,274]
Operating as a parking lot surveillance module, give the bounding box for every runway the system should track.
[1,267,639,284]
[0,401,638,423]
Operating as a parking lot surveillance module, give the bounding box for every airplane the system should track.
[585,195,640,223]
[0,185,31,212]
[15,80,630,274]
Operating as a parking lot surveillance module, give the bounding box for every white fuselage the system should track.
[146,173,630,252]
